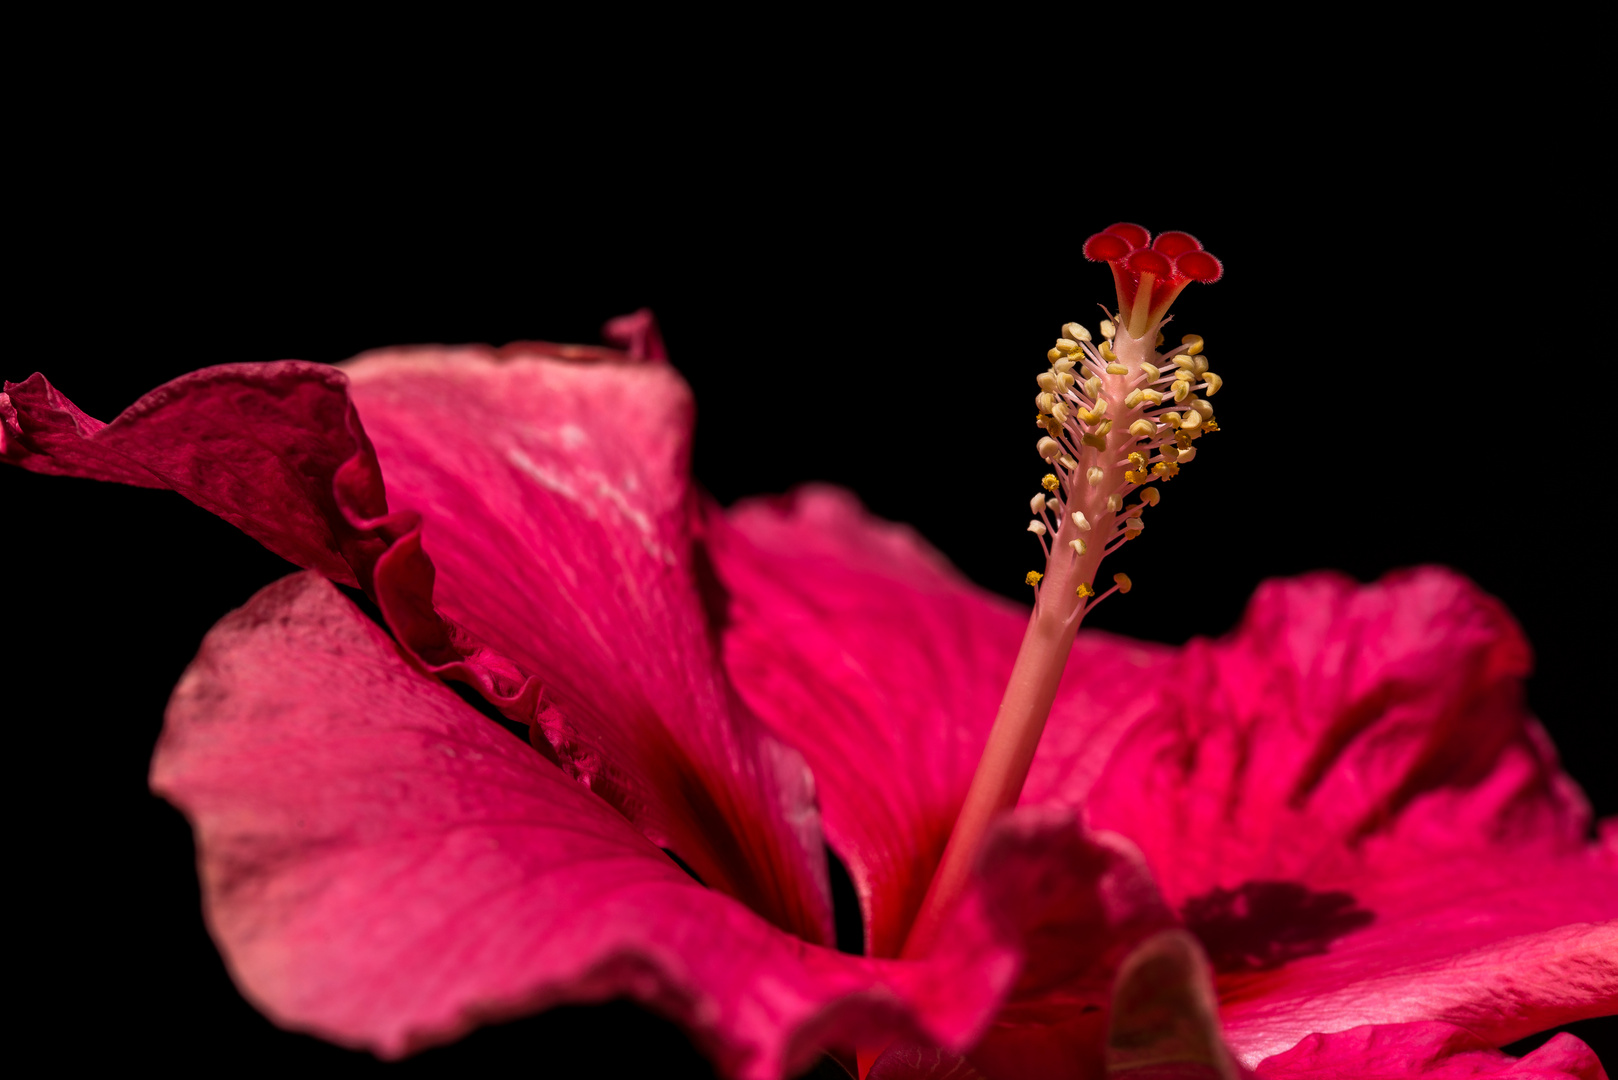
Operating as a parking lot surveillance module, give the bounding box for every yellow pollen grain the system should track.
[1026,571,1043,586]
[1076,582,1095,598]
[1042,473,1060,492]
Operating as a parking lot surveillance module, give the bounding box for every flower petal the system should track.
[339,345,834,945]
[1254,1020,1607,1079]
[706,485,1177,958]
[152,573,925,1076]
[1081,569,1617,1060]
[0,363,534,714]
[4,346,838,947]
[2,364,389,586]
[151,571,1178,1079]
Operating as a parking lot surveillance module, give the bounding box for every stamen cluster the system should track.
[1022,225,1225,616]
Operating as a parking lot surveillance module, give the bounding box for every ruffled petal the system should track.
[150,573,932,1076]
[339,345,833,945]
[151,572,1178,1079]
[1082,569,1617,1060]
[0,363,533,716]
[4,346,837,946]
[2,364,390,586]
[706,486,1176,959]
[1254,1021,1608,1079]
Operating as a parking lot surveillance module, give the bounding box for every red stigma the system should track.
[1082,222,1223,337]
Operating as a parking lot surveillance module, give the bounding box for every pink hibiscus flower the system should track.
[4,248,1613,1078]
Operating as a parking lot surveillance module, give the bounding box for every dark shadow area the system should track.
[827,843,866,956]
[1503,1016,1617,1062]
[663,847,708,886]
[1182,880,1374,973]
[447,678,533,746]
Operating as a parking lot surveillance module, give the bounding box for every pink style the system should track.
[3,232,1613,1079]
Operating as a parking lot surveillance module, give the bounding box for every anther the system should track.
[1053,358,1076,375]
[1180,411,1203,431]
[1087,467,1105,486]
[1051,402,1070,423]
[1125,389,1144,409]
[1106,364,1128,375]
[1114,573,1133,593]
[1076,582,1095,598]
[1037,372,1059,393]
[1128,419,1157,438]
[1027,520,1047,536]
[1140,487,1160,506]
[1125,517,1144,533]
[1064,321,1092,342]
[1176,447,1197,463]
[1059,453,1077,470]
[1030,493,1046,514]
[1085,376,1102,396]
[1038,437,1062,460]
[1070,538,1088,555]
[1046,349,1064,363]
[1077,400,1107,422]
[1202,372,1223,395]
[1139,362,1160,382]
[1181,334,1204,355]
[1071,510,1092,530]
[1041,474,1060,492]
[1082,433,1107,450]
[1107,493,1123,511]
[1189,399,1213,419]
[1162,445,1180,462]
[1173,356,1197,371]
[1100,320,1116,339]
[1055,338,1081,354]
[1026,571,1043,587]
[1100,342,1119,363]
[1140,389,1164,405]
[1036,390,1056,413]
[1172,381,1191,403]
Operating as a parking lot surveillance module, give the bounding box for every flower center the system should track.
[899,223,1225,962]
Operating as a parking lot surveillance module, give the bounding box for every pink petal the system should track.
[1254,1021,1608,1079]
[2,364,391,586]
[0,363,532,714]
[706,485,1176,959]
[338,345,834,945]
[152,572,1177,1078]
[1081,569,1616,1060]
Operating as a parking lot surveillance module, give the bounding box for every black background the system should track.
[6,86,1613,1074]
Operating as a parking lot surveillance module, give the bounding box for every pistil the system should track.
[897,225,1224,965]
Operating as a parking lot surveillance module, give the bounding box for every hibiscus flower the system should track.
[4,242,1613,1078]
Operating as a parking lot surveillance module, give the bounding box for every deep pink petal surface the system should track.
[1081,569,1617,1061]
[0,363,538,720]
[337,345,836,945]
[2,364,388,586]
[1254,1021,1608,1079]
[151,571,1178,1078]
[706,486,1176,959]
